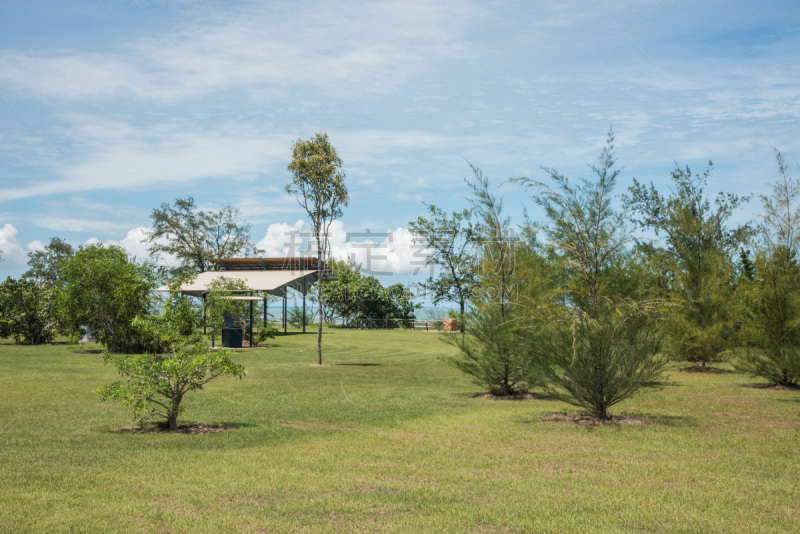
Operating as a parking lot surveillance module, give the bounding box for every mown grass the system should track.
[0,329,798,533]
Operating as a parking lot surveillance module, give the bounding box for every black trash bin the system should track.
[221,327,243,348]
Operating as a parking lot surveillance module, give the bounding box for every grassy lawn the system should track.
[0,329,798,533]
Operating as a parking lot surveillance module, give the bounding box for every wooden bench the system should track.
[413,321,429,331]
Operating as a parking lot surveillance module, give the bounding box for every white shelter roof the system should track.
[157,269,317,297]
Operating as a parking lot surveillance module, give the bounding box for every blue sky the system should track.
[1,0,799,295]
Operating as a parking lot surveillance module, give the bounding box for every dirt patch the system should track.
[280,422,356,431]
[542,413,657,426]
[471,392,541,401]
[113,423,229,434]
[746,383,800,391]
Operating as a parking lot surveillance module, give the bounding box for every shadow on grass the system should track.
[109,421,255,434]
[275,331,314,336]
[469,391,555,401]
[742,382,800,391]
[335,363,382,367]
[513,412,695,428]
[678,365,737,374]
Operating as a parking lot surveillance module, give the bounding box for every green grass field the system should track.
[1,329,798,533]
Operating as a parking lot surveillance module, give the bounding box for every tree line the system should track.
[410,131,799,419]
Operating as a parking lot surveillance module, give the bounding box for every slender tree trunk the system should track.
[317,247,323,365]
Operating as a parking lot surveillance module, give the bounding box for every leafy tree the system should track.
[321,258,419,328]
[23,237,74,284]
[734,151,800,387]
[204,276,251,347]
[447,167,536,395]
[514,130,668,419]
[408,204,476,331]
[59,245,158,353]
[625,162,752,367]
[0,277,59,344]
[286,132,349,364]
[97,280,246,430]
[146,197,254,277]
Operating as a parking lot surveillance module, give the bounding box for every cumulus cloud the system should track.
[254,220,432,278]
[82,227,178,268]
[0,224,27,267]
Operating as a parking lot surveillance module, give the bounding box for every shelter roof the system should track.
[207,257,334,280]
[157,269,317,298]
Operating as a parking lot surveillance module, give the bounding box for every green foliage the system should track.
[514,130,668,419]
[446,166,539,395]
[321,258,420,328]
[286,132,349,226]
[146,197,254,277]
[446,302,533,396]
[287,306,310,328]
[58,245,158,353]
[2,331,800,532]
[0,277,59,344]
[734,151,800,387]
[286,132,349,364]
[23,237,74,284]
[256,323,278,344]
[407,204,476,327]
[204,277,251,346]
[625,162,752,366]
[97,287,246,430]
[534,301,668,419]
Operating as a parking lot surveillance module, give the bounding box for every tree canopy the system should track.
[407,202,476,330]
[321,258,419,328]
[286,132,349,364]
[625,163,753,366]
[58,245,158,353]
[24,237,74,284]
[146,197,254,277]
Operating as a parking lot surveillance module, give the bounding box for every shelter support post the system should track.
[249,291,253,347]
[302,280,306,333]
[283,291,287,334]
[263,295,267,327]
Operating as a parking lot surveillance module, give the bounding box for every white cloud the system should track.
[105,227,155,263]
[33,216,131,234]
[0,0,479,102]
[0,118,288,201]
[254,220,431,277]
[255,219,306,256]
[83,226,180,268]
[0,224,29,268]
[26,240,45,253]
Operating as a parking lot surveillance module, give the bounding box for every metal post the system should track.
[263,295,267,327]
[203,295,207,334]
[249,291,254,347]
[283,290,287,334]
[302,280,306,333]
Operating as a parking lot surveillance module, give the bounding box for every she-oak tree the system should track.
[286,132,349,365]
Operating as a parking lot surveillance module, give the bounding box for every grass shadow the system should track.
[335,363,382,367]
[742,383,800,391]
[514,412,695,428]
[678,365,737,374]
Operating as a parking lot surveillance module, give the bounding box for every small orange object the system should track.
[442,318,458,332]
